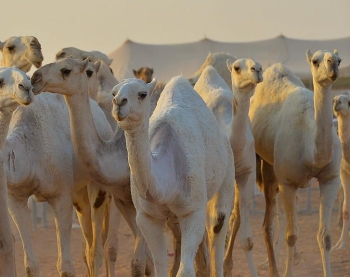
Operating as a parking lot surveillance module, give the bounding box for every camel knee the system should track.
[213,212,226,234]
[324,234,331,251]
[131,259,143,277]
[0,238,13,257]
[240,237,254,251]
[107,246,117,263]
[93,189,107,209]
[286,234,297,247]
[343,210,349,220]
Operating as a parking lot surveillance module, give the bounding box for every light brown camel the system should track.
[249,50,341,277]
[133,67,154,83]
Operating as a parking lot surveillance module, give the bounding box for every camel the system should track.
[332,94,350,250]
[193,60,262,277]
[111,76,234,277]
[249,49,342,277]
[188,52,236,89]
[7,63,113,277]
[133,67,154,83]
[31,57,155,277]
[0,67,34,277]
[0,36,43,72]
[56,46,113,66]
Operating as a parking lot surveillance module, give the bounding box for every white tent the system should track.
[108,35,350,88]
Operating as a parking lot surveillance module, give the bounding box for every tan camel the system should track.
[31,58,154,277]
[194,60,262,277]
[112,76,234,277]
[249,50,341,277]
[56,46,113,66]
[0,36,43,72]
[133,67,154,83]
[0,67,34,277]
[332,94,350,250]
[188,52,236,89]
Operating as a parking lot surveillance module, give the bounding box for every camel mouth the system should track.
[14,91,34,106]
[32,83,47,95]
[33,61,42,68]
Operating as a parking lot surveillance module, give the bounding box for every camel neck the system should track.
[124,120,155,199]
[0,110,13,148]
[337,116,350,144]
[312,80,334,168]
[99,73,118,94]
[63,88,129,186]
[230,86,253,160]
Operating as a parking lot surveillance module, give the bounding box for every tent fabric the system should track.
[108,35,350,83]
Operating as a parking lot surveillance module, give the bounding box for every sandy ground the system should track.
[13,184,350,277]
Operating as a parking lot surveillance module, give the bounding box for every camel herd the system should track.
[0,35,347,277]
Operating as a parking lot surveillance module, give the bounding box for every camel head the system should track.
[56,47,113,66]
[306,49,341,86]
[227,58,263,91]
[0,36,43,72]
[111,78,157,130]
[133,67,154,83]
[0,67,34,109]
[31,57,89,95]
[333,94,350,117]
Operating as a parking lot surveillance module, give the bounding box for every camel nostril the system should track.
[120,98,128,106]
[31,73,42,84]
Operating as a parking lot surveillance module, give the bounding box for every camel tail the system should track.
[256,154,264,192]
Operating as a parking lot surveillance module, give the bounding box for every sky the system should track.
[1,0,350,66]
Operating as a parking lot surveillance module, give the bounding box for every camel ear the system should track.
[226,59,234,72]
[150,68,154,74]
[94,60,101,73]
[80,58,90,72]
[107,59,113,66]
[0,41,4,51]
[146,78,157,93]
[306,49,312,63]
[133,69,137,77]
[334,49,339,56]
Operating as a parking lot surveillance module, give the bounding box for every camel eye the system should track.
[61,68,72,77]
[138,91,147,100]
[0,78,4,87]
[338,59,342,66]
[86,70,93,78]
[7,45,15,52]
[312,60,319,66]
[233,66,240,72]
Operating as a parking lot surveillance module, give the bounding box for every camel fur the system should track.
[249,49,342,277]
[0,36,43,72]
[133,67,154,83]
[112,76,234,277]
[56,47,113,66]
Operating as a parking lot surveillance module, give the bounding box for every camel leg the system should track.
[8,193,39,277]
[194,230,210,277]
[166,219,181,277]
[223,182,240,277]
[87,182,109,277]
[114,198,153,276]
[103,197,121,277]
[0,178,16,277]
[318,178,340,277]
[48,192,76,277]
[333,168,350,250]
[207,188,232,277]
[73,187,93,277]
[261,162,280,277]
[337,185,344,230]
[279,184,298,277]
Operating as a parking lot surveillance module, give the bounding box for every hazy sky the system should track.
[1,0,350,65]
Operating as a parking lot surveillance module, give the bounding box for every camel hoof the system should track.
[293,252,302,266]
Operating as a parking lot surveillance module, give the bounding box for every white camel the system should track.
[7,65,113,277]
[194,60,261,277]
[332,94,350,250]
[31,57,155,277]
[0,67,34,277]
[112,76,234,277]
[188,52,236,89]
[249,50,341,277]
[56,46,113,66]
[0,36,43,72]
